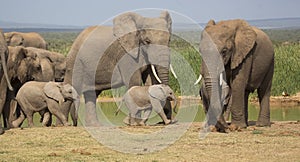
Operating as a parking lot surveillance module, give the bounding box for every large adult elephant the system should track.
[0,30,14,135]
[27,47,66,82]
[4,32,47,49]
[198,19,274,129]
[63,11,174,126]
[2,46,45,128]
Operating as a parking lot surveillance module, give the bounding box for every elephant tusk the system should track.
[151,65,162,83]
[219,73,223,86]
[169,64,178,79]
[194,74,202,85]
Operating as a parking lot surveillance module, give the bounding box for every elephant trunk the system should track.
[155,49,170,85]
[0,49,13,91]
[200,41,225,127]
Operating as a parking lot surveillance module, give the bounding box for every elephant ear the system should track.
[148,84,167,101]
[16,47,29,83]
[44,82,65,105]
[113,12,140,59]
[160,11,172,33]
[11,33,24,46]
[231,20,257,69]
[206,19,216,28]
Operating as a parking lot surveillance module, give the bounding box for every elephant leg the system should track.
[84,90,100,127]
[134,110,144,126]
[230,87,247,129]
[244,90,250,126]
[27,112,35,127]
[69,102,77,126]
[163,100,172,120]
[141,108,152,125]
[123,115,130,125]
[47,100,70,126]
[55,101,72,126]
[256,69,273,127]
[223,97,232,121]
[42,111,52,127]
[12,110,26,128]
[216,114,229,133]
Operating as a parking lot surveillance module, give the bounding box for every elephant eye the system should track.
[143,38,151,45]
[220,48,227,56]
[36,66,42,71]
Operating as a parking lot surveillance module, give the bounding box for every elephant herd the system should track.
[0,11,274,135]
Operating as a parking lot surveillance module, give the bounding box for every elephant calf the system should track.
[11,81,79,127]
[116,84,177,126]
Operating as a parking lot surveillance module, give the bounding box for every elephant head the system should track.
[200,19,257,70]
[44,82,79,105]
[26,47,66,82]
[44,82,80,125]
[113,11,172,84]
[148,84,177,111]
[7,46,43,84]
[4,32,24,46]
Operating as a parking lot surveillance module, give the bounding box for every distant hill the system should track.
[173,17,300,31]
[0,20,83,32]
[247,17,300,29]
[2,17,300,32]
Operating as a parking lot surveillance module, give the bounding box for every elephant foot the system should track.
[63,122,72,126]
[0,128,4,135]
[215,123,230,133]
[256,120,271,127]
[165,119,178,125]
[85,120,101,127]
[228,123,247,131]
[11,121,20,128]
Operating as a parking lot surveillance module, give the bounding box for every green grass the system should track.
[40,29,300,97]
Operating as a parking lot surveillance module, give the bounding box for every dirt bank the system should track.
[250,92,300,106]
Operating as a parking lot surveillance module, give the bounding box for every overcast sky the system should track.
[1,0,299,26]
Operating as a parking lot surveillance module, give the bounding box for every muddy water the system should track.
[23,101,300,127]
[87,102,300,126]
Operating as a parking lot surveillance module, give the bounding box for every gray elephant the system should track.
[116,84,177,126]
[11,81,79,127]
[198,19,274,129]
[27,47,66,82]
[0,30,14,135]
[4,32,47,49]
[63,11,174,126]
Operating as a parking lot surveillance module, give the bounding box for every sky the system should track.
[1,0,300,26]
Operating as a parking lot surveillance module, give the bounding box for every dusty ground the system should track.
[1,121,300,161]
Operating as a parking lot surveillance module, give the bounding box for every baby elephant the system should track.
[12,81,79,127]
[117,84,177,126]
